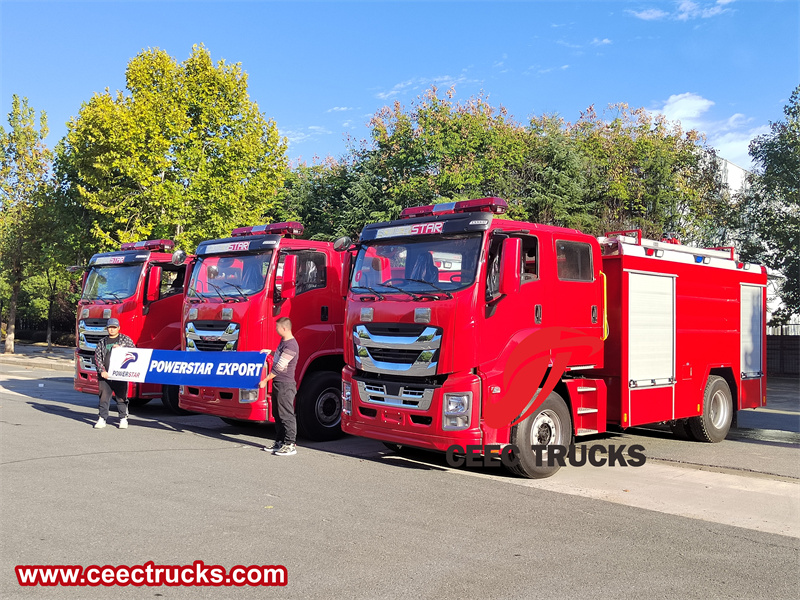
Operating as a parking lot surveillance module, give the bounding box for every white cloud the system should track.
[629,8,670,20]
[655,91,764,168]
[326,106,353,113]
[661,92,715,126]
[281,125,333,147]
[374,75,479,100]
[591,38,612,46]
[629,1,733,21]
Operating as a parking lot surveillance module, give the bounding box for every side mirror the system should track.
[280,254,298,300]
[333,236,352,252]
[171,249,187,265]
[499,237,521,296]
[340,252,352,297]
[146,265,162,303]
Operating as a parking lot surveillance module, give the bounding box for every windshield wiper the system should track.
[220,281,247,300]
[351,285,385,300]
[100,292,123,304]
[375,281,424,301]
[396,278,453,299]
[206,282,229,302]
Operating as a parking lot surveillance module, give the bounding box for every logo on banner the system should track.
[121,352,139,369]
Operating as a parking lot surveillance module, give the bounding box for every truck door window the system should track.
[277,251,327,296]
[556,240,593,281]
[520,235,539,283]
[486,234,537,300]
[158,264,186,299]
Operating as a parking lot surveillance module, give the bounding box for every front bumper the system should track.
[341,365,483,452]
[179,385,271,422]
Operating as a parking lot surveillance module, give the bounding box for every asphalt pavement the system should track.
[1,356,798,599]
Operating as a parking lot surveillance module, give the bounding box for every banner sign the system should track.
[108,348,266,389]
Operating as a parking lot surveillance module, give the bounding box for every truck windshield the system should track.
[352,234,482,296]
[82,265,143,301]
[187,252,273,299]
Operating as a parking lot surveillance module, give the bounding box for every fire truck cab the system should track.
[73,239,191,412]
[178,222,347,441]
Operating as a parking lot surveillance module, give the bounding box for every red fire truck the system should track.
[178,222,347,441]
[338,197,767,477]
[73,239,191,413]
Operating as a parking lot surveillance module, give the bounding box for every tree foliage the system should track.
[0,95,53,352]
[733,85,800,324]
[287,87,727,247]
[56,45,288,252]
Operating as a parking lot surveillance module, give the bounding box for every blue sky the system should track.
[1,0,798,169]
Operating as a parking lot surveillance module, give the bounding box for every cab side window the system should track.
[295,250,327,295]
[158,265,186,299]
[556,240,593,281]
[278,250,327,297]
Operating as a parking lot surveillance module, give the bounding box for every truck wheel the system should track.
[688,376,733,443]
[161,384,192,415]
[296,372,343,441]
[507,391,572,479]
[128,397,152,407]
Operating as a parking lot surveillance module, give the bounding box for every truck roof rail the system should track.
[601,232,739,263]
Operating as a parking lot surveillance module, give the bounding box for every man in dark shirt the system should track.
[259,317,300,456]
[93,318,136,429]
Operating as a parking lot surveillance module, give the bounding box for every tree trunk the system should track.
[46,295,54,351]
[4,281,20,354]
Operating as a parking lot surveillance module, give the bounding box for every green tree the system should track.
[570,103,725,242]
[56,45,288,252]
[734,85,800,324]
[0,95,52,353]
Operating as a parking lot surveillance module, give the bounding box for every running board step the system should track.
[577,407,598,414]
[576,428,599,436]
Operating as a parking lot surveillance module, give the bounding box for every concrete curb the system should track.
[0,349,75,373]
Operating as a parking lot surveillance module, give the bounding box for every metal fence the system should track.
[767,335,800,376]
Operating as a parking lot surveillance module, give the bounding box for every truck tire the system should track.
[296,371,343,441]
[507,391,572,479]
[161,384,192,415]
[688,376,733,443]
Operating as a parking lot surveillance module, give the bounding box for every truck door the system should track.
[274,250,333,375]
[479,233,547,366]
[551,238,604,354]
[740,284,766,408]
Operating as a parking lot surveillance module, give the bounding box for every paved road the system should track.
[1,364,798,599]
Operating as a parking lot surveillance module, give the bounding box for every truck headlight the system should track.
[239,389,258,403]
[443,392,472,430]
[342,381,352,415]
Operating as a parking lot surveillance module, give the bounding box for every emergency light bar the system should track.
[231,221,305,237]
[400,197,508,219]
[120,239,175,251]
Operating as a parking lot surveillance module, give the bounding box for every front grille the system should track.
[84,318,108,328]
[363,323,428,337]
[353,322,442,377]
[367,348,423,364]
[186,320,240,352]
[83,333,105,345]
[193,339,229,352]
